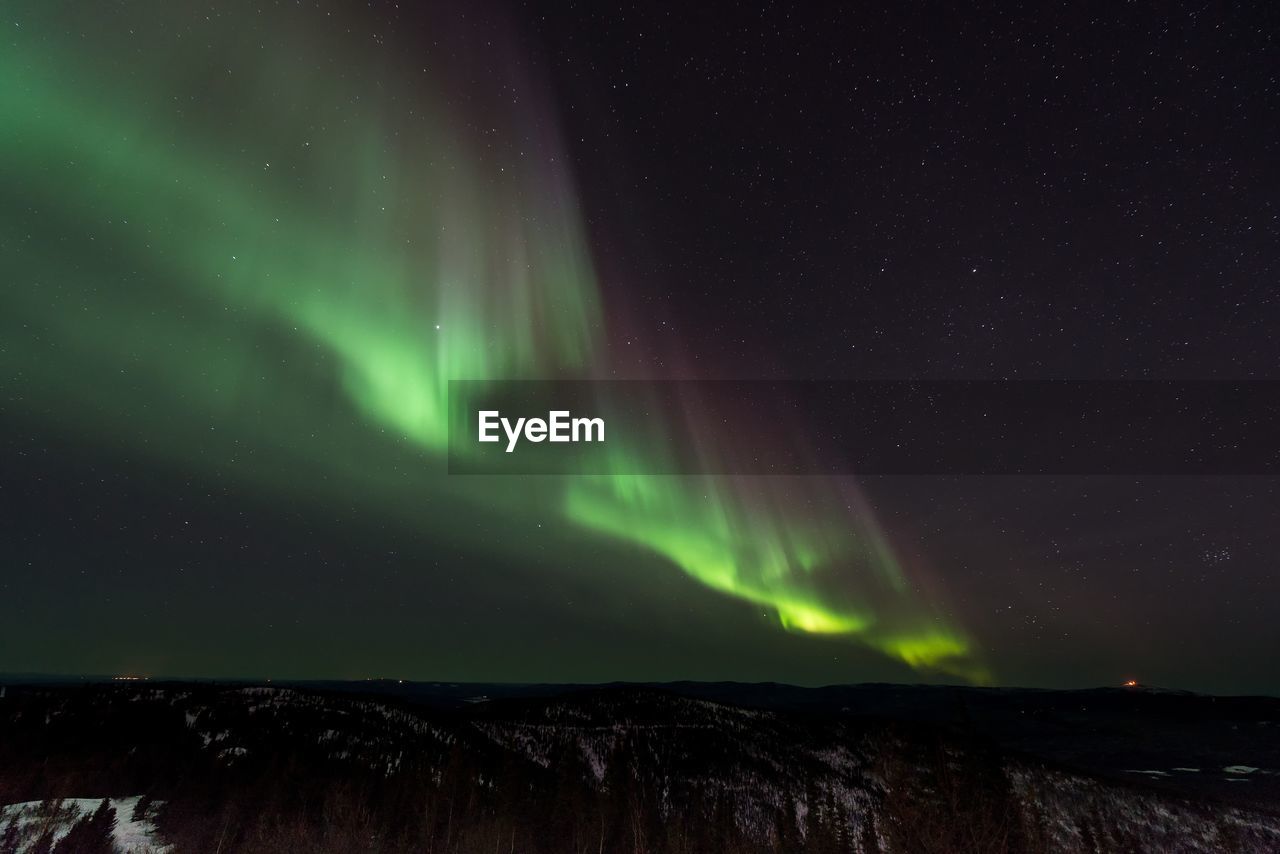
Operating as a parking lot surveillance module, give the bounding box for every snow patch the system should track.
[0,795,169,853]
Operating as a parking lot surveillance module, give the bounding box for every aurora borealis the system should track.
[1,0,977,682]
[3,1,1278,694]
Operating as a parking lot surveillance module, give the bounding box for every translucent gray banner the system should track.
[447,380,1280,475]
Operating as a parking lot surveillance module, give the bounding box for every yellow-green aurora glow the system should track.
[1,2,985,682]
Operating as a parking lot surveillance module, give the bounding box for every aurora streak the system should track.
[1,1,983,682]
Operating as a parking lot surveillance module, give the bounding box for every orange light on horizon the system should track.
[1123,679,1138,687]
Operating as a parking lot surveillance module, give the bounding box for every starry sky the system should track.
[2,1,1277,694]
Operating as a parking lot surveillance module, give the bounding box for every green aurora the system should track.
[1,2,984,682]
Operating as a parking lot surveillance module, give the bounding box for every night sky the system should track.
[2,1,1278,694]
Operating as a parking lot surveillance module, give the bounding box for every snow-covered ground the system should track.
[0,796,169,853]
